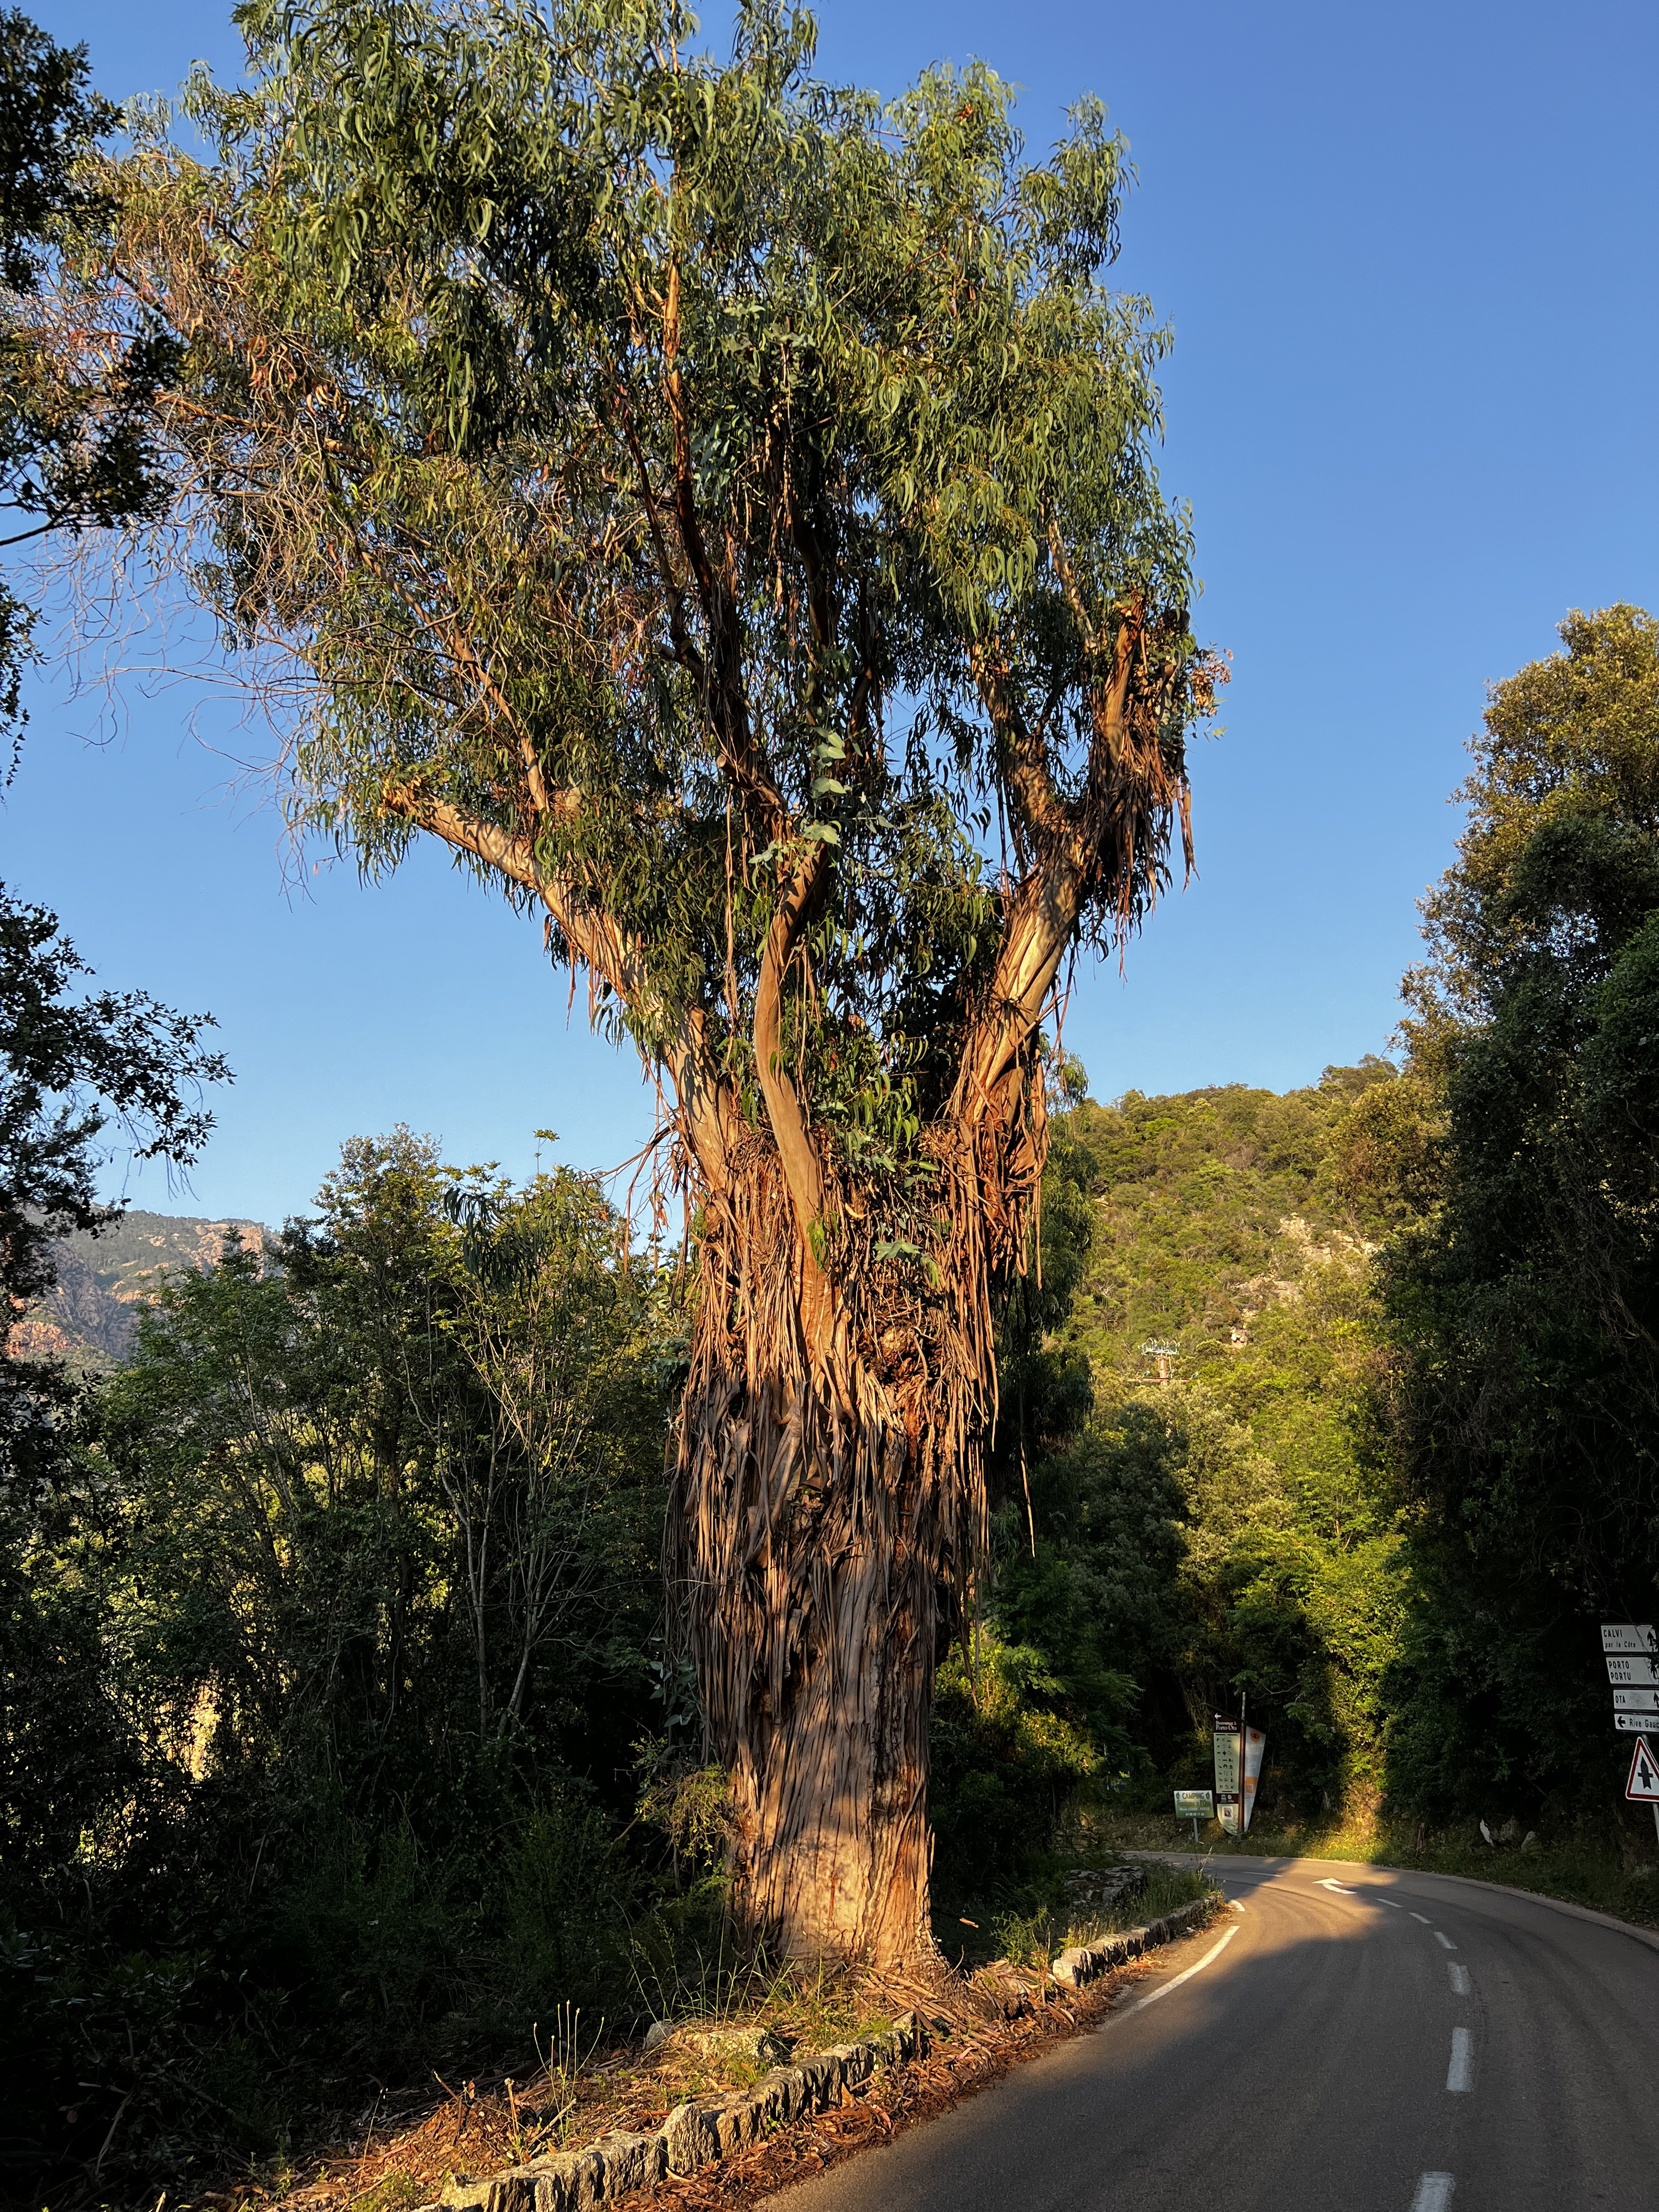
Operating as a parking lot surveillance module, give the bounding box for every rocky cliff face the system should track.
[11,1211,265,1369]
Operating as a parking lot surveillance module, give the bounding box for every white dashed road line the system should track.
[1448,1962,1470,1996]
[1410,1911,1433,1924]
[1410,2176,1455,2211]
[1447,2026,1473,2093]
[1435,1930,1458,1951]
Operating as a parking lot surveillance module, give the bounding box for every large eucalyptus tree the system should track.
[67,0,1218,1965]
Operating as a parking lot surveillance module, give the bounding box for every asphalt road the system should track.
[775,1856,1659,2212]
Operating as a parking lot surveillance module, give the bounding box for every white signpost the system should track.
[1604,1626,1659,1842]
[1241,1725,1266,1834]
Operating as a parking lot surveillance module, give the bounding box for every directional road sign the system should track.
[1626,1736,1659,1801]
[1602,1624,1658,1655]
[1614,1713,1659,1731]
[1606,1655,1659,1686]
[1612,1688,1659,1712]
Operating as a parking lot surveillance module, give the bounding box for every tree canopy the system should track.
[76,0,1217,1211]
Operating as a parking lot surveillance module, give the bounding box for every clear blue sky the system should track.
[6,0,1657,1226]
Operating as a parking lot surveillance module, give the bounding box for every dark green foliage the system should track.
[0,888,228,1314]
[927,1621,1112,1907]
[2,1135,673,2205]
[936,1066,1410,1850]
[0,890,231,2130]
[0,10,181,602]
[1381,607,1659,1823]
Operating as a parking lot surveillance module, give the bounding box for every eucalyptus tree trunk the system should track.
[670,1086,1046,1964]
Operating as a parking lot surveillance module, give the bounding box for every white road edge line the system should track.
[1410,2176,1455,2211]
[1448,1963,1470,1996]
[1435,1929,1458,1950]
[1410,1911,1433,1924]
[1231,1900,1247,1913]
[1447,2026,1473,2092]
[1121,1924,1240,2016]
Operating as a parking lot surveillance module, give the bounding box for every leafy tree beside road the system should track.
[1381,606,1659,1816]
[64,0,1221,1963]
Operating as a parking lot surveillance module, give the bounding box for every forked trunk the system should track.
[667,1105,1041,1968]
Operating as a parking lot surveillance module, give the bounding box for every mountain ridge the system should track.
[11,1209,265,1369]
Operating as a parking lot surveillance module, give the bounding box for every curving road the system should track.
[775,1856,1659,2212]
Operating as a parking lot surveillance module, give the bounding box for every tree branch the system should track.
[379,786,737,1186]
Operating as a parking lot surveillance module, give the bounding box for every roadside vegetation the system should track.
[4,1,1659,2206]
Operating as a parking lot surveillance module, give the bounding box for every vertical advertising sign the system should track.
[1213,1715,1241,1834]
[1241,1725,1266,1835]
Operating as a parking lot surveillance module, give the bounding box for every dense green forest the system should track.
[3,0,1658,2198]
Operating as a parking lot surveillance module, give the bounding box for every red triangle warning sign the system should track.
[1626,1736,1659,1800]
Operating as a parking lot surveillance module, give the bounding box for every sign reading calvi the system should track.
[1601,1624,1657,1655]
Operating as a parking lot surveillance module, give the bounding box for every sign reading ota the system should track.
[1626,1737,1659,1802]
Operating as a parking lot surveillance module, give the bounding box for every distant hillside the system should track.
[997,1065,1406,1811]
[1057,1064,1390,1388]
[12,1210,265,1370]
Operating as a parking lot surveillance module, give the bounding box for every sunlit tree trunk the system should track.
[669,1084,1045,1964]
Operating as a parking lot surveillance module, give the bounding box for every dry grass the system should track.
[211,1903,1222,2212]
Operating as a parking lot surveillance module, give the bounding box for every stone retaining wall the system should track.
[437,1893,1218,2212]
[1051,1893,1215,1989]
